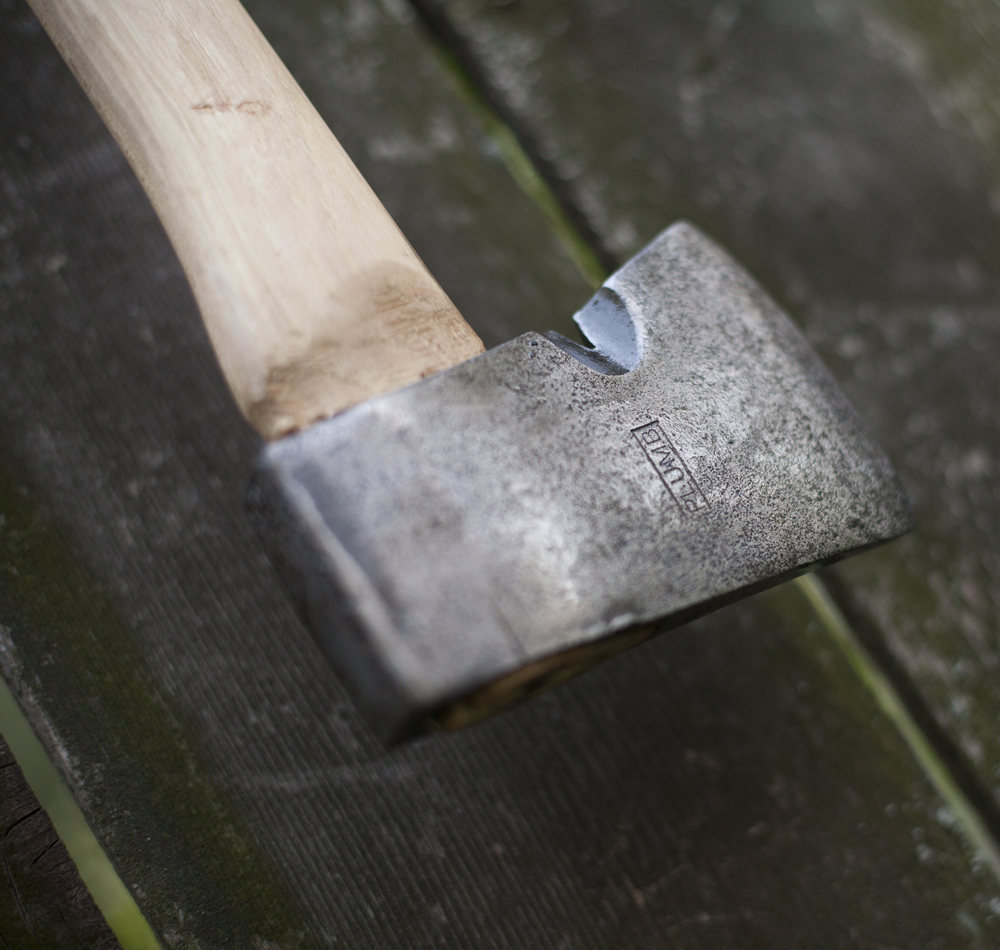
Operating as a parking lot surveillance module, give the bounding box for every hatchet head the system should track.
[248,223,911,742]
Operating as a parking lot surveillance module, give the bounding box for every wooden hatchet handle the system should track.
[28,0,485,439]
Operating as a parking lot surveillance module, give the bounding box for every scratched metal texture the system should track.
[1,0,999,947]
[257,224,910,738]
[424,0,1000,822]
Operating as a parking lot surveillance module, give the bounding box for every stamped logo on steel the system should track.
[631,421,709,514]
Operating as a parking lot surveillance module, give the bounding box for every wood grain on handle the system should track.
[28,0,485,439]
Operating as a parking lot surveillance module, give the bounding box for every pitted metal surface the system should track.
[251,223,911,740]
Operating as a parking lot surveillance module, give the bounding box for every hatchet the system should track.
[29,0,911,742]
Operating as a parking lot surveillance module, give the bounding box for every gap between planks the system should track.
[796,574,1000,883]
[0,677,161,950]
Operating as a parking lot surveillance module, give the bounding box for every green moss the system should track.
[427,43,608,290]
[0,677,160,949]
[796,573,1000,883]
[0,459,313,949]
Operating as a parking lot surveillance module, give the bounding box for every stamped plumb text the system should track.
[631,421,709,514]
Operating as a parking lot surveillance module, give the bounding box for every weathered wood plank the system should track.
[802,2,1000,822]
[423,0,1000,297]
[2,0,1000,946]
[424,0,1000,822]
[1,734,119,948]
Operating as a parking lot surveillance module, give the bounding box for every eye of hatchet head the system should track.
[247,223,911,743]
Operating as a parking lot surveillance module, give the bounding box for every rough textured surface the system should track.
[257,224,910,739]
[426,0,1000,819]
[425,0,1000,299]
[0,735,119,948]
[3,0,1000,946]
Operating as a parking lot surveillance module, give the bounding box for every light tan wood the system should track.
[28,0,485,440]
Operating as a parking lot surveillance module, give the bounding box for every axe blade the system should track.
[248,223,911,742]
